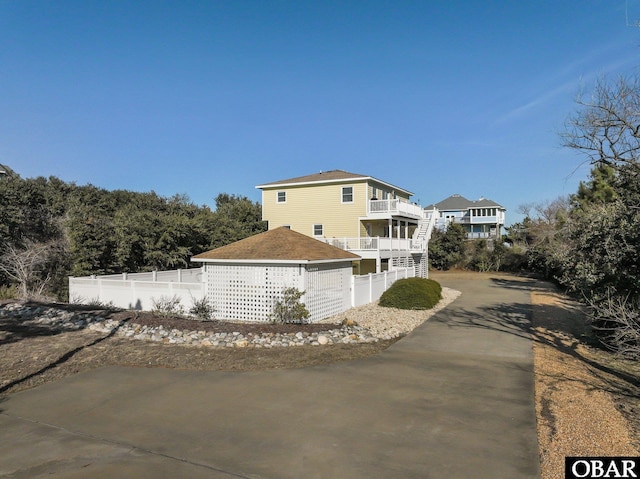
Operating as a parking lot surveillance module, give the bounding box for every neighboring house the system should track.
[0,164,18,179]
[255,169,435,277]
[424,194,506,239]
[191,227,360,322]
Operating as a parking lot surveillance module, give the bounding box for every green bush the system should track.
[189,296,215,321]
[379,277,442,310]
[270,287,310,324]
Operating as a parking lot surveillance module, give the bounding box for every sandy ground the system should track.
[531,286,640,479]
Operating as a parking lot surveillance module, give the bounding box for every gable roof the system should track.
[424,194,505,211]
[255,169,414,196]
[0,164,17,178]
[191,227,360,264]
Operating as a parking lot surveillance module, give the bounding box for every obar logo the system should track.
[566,457,638,478]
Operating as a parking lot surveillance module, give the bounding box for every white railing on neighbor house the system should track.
[466,232,498,239]
[69,266,415,320]
[449,215,501,224]
[351,268,415,307]
[368,199,424,218]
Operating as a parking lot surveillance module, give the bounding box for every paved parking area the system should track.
[0,273,540,478]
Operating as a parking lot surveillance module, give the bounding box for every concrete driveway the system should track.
[0,272,540,478]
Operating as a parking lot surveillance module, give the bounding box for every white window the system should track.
[277,191,286,203]
[342,186,353,203]
[313,224,323,236]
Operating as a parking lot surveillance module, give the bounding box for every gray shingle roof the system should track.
[255,169,414,196]
[425,194,504,211]
[257,170,368,186]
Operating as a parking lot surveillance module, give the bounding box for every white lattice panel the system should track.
[304,264,351,322]
[391,255,415,270]
[205,263,303,322]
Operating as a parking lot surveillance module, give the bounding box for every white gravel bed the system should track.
[0,287,461,347]
[320,287,462,340]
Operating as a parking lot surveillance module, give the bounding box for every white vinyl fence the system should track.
[69,268,205,311]
[69,266,414,320]
[350,268,415,307]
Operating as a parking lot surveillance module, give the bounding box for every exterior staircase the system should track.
[411,210,438,278]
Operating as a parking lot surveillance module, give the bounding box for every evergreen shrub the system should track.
[379,277,442,310]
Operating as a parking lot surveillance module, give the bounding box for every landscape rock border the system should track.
[0,286,461,349]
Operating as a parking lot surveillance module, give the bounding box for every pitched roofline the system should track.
[424,194,505,211]
[191,258,357,265]
[190,227,361,262]
[255,171,414,197]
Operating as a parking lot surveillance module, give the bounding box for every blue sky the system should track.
[2,1,639,225]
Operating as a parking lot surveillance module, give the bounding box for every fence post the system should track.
[351,275,355,307]
[177,269,182,283]
[369,273,373,303]
[152,270,157,282]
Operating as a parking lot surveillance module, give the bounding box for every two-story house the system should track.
[424,194,506,239]
[256,170,436,277]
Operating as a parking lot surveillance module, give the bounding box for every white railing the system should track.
[351,268,415,307]
[466,232,498,239]
[368,199,424,218]
[451,216,501,224]
[97,268,204,283]
[323,237,423,252]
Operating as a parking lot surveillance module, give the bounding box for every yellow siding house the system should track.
[256,170,435,276]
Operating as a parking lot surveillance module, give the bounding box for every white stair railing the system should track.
[412,209,437,252]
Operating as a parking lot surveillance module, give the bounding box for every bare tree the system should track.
[562,76,640,170]
[588,292,640,360]
[0,240,60,299]
[559,75,640,357]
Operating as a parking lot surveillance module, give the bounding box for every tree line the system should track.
[430,76,640,360]
[0,171,266,301]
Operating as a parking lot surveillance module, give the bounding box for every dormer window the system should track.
[342,186,353,203]
[277,191,286,203]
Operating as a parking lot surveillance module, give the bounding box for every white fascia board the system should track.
[190,258,359,265]
[367,178,414,197]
